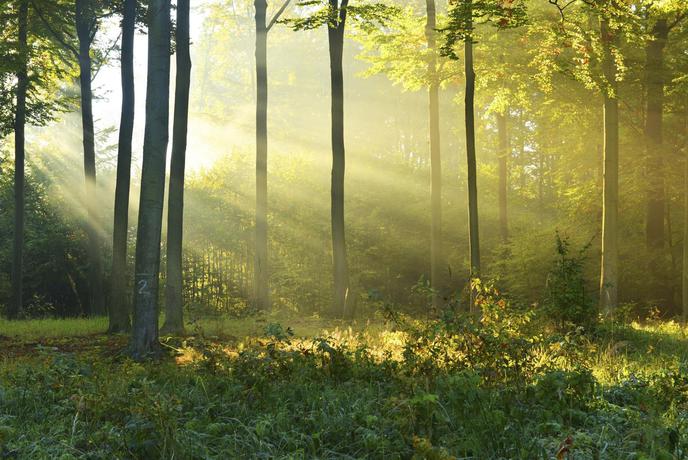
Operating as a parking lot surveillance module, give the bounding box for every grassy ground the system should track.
[0,315,687,459]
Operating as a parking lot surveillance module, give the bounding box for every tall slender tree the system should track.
[109,0,136,333]
[253,0,292,312]
[254,0,269,312]
[131,0,171,357]
[75,0,105,316]
[328,0,351,318]
[464,6,480,309]
[497,111,508,242]
[162,0,191,335]
[10,0,29,320]
[426,0,442,308]
[598,16,619,314]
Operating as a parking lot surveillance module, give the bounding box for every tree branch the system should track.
[267,0,292,32]
[31,0,79,58]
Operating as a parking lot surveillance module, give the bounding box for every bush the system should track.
[543,234,597,330]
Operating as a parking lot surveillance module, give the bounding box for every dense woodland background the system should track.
[0,0,686,325]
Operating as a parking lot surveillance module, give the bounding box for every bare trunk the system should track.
[329,0,350,318]
[109,0,136,333]
[497,112,508,242]
[426,0,442,308]
[254,0,269,310]
[131,0,171,358]
[162,0,191,335]
[464,6,480,311]
[76,0,104,316]
[599,17,619,314]
[644,18,669,308]
[10,0,28,320]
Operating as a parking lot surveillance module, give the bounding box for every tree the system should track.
[497,110,508,242]
[75,0,105,316]
[10,0,29,320]
[426,0,442,308]
[33,0,115,316]
[253,0,291,312]
[442,0,525,310]
[109,0,137,333]
[131,0,171,357]
[286,0,396,317]
[162,0,192,335]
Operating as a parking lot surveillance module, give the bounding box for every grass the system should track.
[0,314,687,459]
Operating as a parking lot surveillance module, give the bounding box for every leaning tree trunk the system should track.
[599,17,619,315]
[76,0,104,316]
[497,112,508,242]
[254,0,269,311]
[109,0,136,333]
[328,0,350,318]
[644,18,668,307]
[162,0,191,335]
[464,7,481,311]
[426,0,442,308]
[10,0,29,320]
[131,0,171,358]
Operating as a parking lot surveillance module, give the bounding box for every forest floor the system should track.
[0,313,687,459]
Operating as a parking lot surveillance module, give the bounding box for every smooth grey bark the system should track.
[464,8,480,310]
[162,0,191,335]
[426,0,442,308]
[76,0,105,316]
[599,17,619,314]
[10,0,28,320]
[497,112,508,242]
[254,0,269,311]
[131,0,171,358]
[328,0,351,318]
[109,0,136,333]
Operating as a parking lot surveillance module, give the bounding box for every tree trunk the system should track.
[254,0,269,311]
[426,0,442,308]
[9,0,29,320]
[109,0,136,333]
[497,112,508,242]
[131,0,171,358]
[76,0,104,316]
[644,18,668,308]
[162,0,191,335]
[464,7,480,311]
[328,0,350,318]
[599,17,619,314]
[645,19,668,250]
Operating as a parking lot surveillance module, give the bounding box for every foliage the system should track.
[1,317,688,458]
[543,233,596,330]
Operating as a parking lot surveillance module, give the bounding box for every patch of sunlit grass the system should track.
[0,316,108,340]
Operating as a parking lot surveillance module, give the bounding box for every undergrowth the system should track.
[0,299,687,458]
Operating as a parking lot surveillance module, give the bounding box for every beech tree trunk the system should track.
[497,112,508,242]
[645,19,668,250]
[644,18,669,308]
[254,0,269,311]
[131,0,171,358]
[328,0,351,318]
[599,17,619,314]
[163,0,191,335]
[10,0,28,320]
[464,8,481,310]
[109,0,136,333]
[426,0,442,308]
[76,0,104,316]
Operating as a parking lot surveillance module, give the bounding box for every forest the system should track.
[0,0,687,457]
